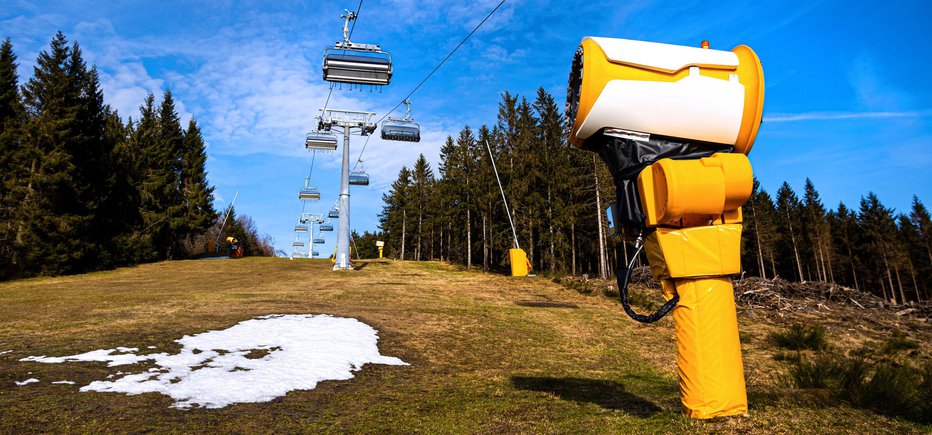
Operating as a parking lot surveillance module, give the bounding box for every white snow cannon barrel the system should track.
[566,37,764,155]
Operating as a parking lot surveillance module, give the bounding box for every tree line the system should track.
[379,88,932,305]
[380,88,616,278]
[0,33,269,280]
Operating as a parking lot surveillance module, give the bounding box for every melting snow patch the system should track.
[16,378,39,386]
[53,381,76,385]
[0,350,12,356]
[21,314,407,409]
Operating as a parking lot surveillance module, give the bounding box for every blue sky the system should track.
[2,0,930,254]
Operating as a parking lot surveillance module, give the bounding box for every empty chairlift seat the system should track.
[293,241,305,248]
[323,49,392,86]
[312,250,320,257]
[294,224,308,232]
[349,171,369,186]
[380,120,420,142]
[313,238,326,244]
[322,11,392,86]
[306,131,338,150]
[328,209,340,219]
[299,187,321,200]
[292,252,308,259]
[320,224,334,232]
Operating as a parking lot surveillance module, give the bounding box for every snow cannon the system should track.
[566,37,765,419]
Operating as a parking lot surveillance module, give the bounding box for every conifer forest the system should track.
[0,34,272,280]
[378,88,932,305]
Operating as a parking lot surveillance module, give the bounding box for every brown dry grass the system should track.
[0,258,927,433]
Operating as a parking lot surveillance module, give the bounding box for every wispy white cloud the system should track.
[847,54,912,111]
[764,110,932,123]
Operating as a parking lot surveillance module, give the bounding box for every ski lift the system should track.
[299,176,321,200]
[320,223,334,232]
[313,238,326,244]
[294,224,308,232]
[328,209,339,219]
[292,252,308,259]
[293,241,305,248]
[381,99,420,142]
[312,250,320,257]
[322,10,393,87]
[299,187,320,200]
[349,171,369,186]
[306,131,338,150]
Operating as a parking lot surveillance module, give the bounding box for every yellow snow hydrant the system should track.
[566,37,764,419]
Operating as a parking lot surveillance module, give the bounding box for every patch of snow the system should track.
[0,350,12,356]
[16,378,39,386]
[21,314,407,409]
[21,348,162,367]
[147,346,157,349]
[52,381,76,385]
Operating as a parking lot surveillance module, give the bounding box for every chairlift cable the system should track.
[352,0,506,169]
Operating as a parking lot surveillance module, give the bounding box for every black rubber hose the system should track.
[616,241,679,323]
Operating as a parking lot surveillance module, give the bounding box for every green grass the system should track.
[0,258,927,433]
[769,323,827,351]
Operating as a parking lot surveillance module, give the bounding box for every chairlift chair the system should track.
[294,224,308,233]
[312,250,320,257]
[328,209,340,219]
[320,223,334,232]
[381,99,420,142]
[322,10,393,86]
[349,171,369,186]
[293,241,305,248]
[298,187,320,200]
[313,238,326,244]
[292,252,308,259]
[306,131,338,150]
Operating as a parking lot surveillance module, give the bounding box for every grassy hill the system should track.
[0,258,928,433]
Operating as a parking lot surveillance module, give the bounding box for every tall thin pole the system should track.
[334,127,352,269]
[215,190,239,253]
[485,141,519,250]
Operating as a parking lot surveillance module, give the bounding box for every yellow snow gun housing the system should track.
[566,37,764,419]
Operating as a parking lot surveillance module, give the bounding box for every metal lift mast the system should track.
[318,108,376,270]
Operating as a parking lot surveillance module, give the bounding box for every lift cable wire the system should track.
[351,0,507,170]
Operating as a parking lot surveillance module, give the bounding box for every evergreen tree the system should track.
[775,182,805,281]
[379,166,412,260]
[18,33,115,275]
[0,38,25,278]
[801,179,833,282]
[180,118,216,244]
[742,179,778,278]
[859,193,902,303]
[410,154,434,261]
[830,202,862,291]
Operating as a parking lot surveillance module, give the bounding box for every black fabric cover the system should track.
[582,132,733,235]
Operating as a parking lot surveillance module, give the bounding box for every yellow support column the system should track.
[672,277,747,418]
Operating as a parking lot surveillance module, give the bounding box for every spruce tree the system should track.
[18,33,113,275]
[180,118,216,245]
[0,38,25,278]
[830,203,862,291]
[801,179,833,282]
[859,193,901,303]
[775,182,805,281]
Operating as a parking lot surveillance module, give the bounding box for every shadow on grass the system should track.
[514,300,579,309]
[511,376,662,416]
